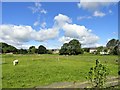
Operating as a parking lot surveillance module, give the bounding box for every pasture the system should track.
[2,54,118,88]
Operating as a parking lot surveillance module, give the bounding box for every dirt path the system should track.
[36,76,119,88]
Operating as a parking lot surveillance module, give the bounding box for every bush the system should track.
[86,59,109,88]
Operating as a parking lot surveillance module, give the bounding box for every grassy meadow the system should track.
[2,54,118,88]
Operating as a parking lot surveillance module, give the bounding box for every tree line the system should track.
[0,38,119,55]
[84,39,120,55]
[0,43,48,54]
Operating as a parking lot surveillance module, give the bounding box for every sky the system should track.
[0,1,118,49]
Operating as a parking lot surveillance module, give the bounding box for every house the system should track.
[6,52,13,55]
[89,48,97,53]
[51,49,59,54]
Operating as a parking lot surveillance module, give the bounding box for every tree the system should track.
[111,45,120,55]
[38,45,47,54]
[28,46,36,54]
[95,46,104,55]
[18,49,28,54]
[106,39,119,48]
[83,48,90,52]
[97,46,104,52]
[106,39,120,55]
[1,42,17,53]
[59,39,83,55]
[59,43,70,55]
[46,50,52,54]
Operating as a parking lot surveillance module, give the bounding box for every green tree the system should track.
[97,46,104,52]
[28,46,36,54]
[59,39,83,55]
[106,39,119,48]
[103,48,108,52]
[38,45,47,54]
[1,42,17,53]
[18,49,28,54]
[83,48,90,52]
[106,39,120,55]
[46,50,52,54]
[59,43,70,55]
[111,45,120,55]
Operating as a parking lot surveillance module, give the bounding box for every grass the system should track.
[2,54,118,88]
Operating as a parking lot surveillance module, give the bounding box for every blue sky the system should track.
[1,2,118,49]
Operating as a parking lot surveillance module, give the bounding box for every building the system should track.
[52,49,59,54]
[6,52,13,55]
[89,48,97,53]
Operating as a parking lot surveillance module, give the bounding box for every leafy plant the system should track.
[87,59,109,88]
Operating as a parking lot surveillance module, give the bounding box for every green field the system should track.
[2,54,118,88]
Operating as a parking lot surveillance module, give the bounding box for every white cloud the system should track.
[54,14,71,23]
[55,14,99,45]
[29,3,47,27]
[0,25,33,42]
[41,22,46,28]
[77,1,116,10]
[28,3,41,14]
[77,1,116,17]
[93,11,106,17]
[40,9,47,14]
[33,21,47,28]
[82,43,106,48]
[59,36,73,43]
[54,14,72,28]
[60,23,99,45]
[35,2,41,7]
[19,44,39,49]
[33,21,40,26]
[0,24,59,48]
[32,28,59,42]
[77,16,92,20]
[29,2,47,14]
[0,14,100,49]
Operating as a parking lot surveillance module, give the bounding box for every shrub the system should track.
[86,59,109,88]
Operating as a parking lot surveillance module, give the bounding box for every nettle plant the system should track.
[87,60,109,88]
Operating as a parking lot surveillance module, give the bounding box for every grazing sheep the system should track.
[13,60,19,66]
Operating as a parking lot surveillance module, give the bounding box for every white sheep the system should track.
[13,60,19,66]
